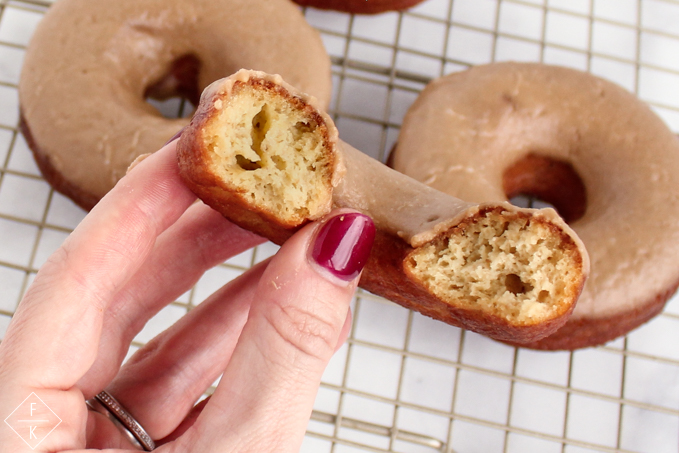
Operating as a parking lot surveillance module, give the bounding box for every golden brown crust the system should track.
[19,114,99,211]
[293,0,426,14]
[509,280,677,350]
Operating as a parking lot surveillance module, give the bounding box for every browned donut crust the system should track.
[510,280,679,350]
[293,0,427,14]
[177,70,590,344]
[19,115,100,211]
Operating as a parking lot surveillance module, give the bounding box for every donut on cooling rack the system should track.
[390,62,679,350]
[176,69,590,345]
[19,0,331,211]
[293,0,427,14]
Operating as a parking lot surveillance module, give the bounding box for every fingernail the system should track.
[311,213,375,281]
[126,153,152,175]
[164,126,187,146]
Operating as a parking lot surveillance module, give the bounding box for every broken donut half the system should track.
[177,69,589,344]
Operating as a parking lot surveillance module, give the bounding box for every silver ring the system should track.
[86,390,155,451]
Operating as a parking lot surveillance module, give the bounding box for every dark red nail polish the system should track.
[164,126,186,146]
[311,213,376,281]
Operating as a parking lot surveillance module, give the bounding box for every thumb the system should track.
[189,210,375,452]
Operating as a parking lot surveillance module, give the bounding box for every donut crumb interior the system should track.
[406,209,580,325]
[202,81,334,225]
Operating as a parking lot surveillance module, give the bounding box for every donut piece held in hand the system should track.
[177,69,590,344]
[391,62,679,349]
[19,0,331,210]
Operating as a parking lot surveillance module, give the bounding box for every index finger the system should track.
[0,141,196,390]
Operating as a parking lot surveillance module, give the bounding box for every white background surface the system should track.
[1,0,679,452]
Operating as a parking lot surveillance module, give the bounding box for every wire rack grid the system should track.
[1,0,679,452]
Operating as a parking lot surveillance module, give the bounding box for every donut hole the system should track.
[503,154,587,224]
[508,194,556,211]
[144,54,201,119]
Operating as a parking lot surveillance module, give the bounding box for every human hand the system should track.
[0,138,375,452]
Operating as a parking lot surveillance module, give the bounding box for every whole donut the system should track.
[19,0,331,210]
[391,62,679,350]
[293,0,426,14]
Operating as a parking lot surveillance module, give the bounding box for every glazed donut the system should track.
[19,0,331,211]
[293,0,427,14]
[177,69,590,344]
[391,62,679,350]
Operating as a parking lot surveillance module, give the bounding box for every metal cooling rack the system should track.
[2,0,679,452]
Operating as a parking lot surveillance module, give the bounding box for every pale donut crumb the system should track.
[202,83,334,225]
[406,209,580,326]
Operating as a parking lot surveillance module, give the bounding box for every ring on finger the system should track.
[86,390,156,451]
